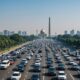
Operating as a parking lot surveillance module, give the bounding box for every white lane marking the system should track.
[69,73,75,80]
[61,51,75,80]
[43,49,45,80]
[43,75,45,80]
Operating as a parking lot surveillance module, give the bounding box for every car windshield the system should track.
[49,68,54,71]
[2,62,7,64]
[32,75,39,78]
[59,73,65,75]
[13,73,19,76]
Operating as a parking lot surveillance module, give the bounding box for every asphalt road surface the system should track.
[0,39,80,80]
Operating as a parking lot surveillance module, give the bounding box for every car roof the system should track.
[13,71,20,74]
[2,60,9,62]
[58,71,65,73]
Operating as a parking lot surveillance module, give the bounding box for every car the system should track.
[17,54,21,58]
[35,59,41,63]
[71,62,77,66]
[12,56,17,61]
[26,56,31,60]
[30,52,33,56]
[34,62,41,66]
[12,67,18,71]
[68,61,74,65]
[76,56,80,60]
[57,63,65,70]
[35,54,41,58]
[20,61,26,67]
[47,66,56,76]
[0,60,10,69]
[38,50,42,53]
[56,59,62,63]
[22,59,28,64]
[31,73,40,80]
[17,64,25,72]
[71,62,79,70]
[57,71,67,80]
[33,66,41,72]
[46,60,52,68]
[11,71,21,80]
[36,57,41,61]
[9,59,15,65]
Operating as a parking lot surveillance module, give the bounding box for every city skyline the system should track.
[0,0,80,35]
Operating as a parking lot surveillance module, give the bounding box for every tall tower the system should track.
[48,17,51,37]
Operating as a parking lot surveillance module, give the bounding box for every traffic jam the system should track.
[0,39,80,80]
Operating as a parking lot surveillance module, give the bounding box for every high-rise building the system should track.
[76,31,80,36]
[18,31,27,36]
[22,31,27,36]
[48,17,51,37]
[3,30,9,36]
[3,30,15,36]
[70,30,75,36]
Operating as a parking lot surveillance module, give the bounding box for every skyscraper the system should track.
[48,17,51,37]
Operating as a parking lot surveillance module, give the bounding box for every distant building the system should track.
[70,30,75,36]
[22,31,27,36]
[64,30,68,35]
[3,30,15,36]
[3,30,9,36]
[18,31,22,36]
[10,31,15,35]
[76,31,80,36]
[38,29,47,38]
[0,32,3,35]
[18,31,27,36]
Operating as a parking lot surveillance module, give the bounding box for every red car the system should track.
[10,59,15,65]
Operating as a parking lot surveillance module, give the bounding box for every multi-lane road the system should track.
[0,39,80,80]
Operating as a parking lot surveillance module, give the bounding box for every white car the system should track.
[11,71,21,80]
[26,56,31,60]
[58,71,67,80]
[0,60,10,69]
[34,62,41,66]
[22,59,28,64]
[30,52,33,56]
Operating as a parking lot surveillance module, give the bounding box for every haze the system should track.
[0,0,80,35]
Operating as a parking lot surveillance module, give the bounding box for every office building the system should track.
[70,30,75,36]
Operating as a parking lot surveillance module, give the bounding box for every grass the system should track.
[0,44,22,54]
[0,41,31,55]
[0,42,29,54]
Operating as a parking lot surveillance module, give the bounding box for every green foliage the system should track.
[57,35,80,48]
[0,34,38,50]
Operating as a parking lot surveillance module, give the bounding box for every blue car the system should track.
[31,74,40,80]
[17,64,25,72]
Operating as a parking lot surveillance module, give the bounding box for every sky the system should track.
[0,0,80,35]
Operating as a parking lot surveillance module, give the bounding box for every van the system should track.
[0,60,10,69]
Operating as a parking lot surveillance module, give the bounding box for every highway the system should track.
[0,39,80,80]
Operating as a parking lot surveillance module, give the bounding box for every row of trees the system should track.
[57,35,80,49]
[0,34,38,50]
